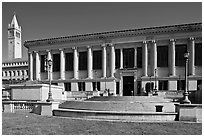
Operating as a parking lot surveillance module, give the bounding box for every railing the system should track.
[13,102,34,110]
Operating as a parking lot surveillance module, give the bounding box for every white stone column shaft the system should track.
[142,41,148,77]
[102,44,107,78]
[35,51,40,80]
[120,48,123,69]
[151,40,157,76]
[60,49,65,80]
[189,37,195,75]
[110,44,115,77]
[87,46,93,79]
[29,52,33,80]
[169,39,176,76]
[73,47,78,79]
[134,47,137,68]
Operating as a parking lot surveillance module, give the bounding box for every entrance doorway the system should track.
[123,76,134,96]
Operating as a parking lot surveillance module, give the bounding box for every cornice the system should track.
[24,22,202,48]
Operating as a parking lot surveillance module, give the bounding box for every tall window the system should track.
[115,49,120,69]
[79,51,87,70]
[137,47,142,68]
[40,55,47,72]
[159,80,168,90]
[175,44,187,66]
[65,53,73,71]
[123,48,134,68]
[195,43,202,66]
[177,80,185,91]
[93,50,102,69]
[157,46,168,67]
[52,54,60,72]
[92,82,100,91]
[64,83,71,91]
[78,82,85,91]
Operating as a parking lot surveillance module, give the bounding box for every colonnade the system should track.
[28,37,196,81]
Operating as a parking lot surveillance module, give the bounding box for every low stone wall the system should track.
[175,104,202,123]
[2,101,60,116]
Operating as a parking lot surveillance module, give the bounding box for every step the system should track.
[53,108,177,122]
[59,101,177,113]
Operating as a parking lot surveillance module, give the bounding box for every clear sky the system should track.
[2,2,202,61]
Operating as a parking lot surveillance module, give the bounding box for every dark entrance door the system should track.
[123,76,134,96]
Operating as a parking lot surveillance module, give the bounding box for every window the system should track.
[116,82,120,94]
[93,50,102,69]
[115,49,120,69]
[175,44,187,66]
[65,53,73,71]
[41,55,47,72]
[123,48,134,68]
[195,43,202,66]
[64,83,71,91]
[137,47,142,68]
[53,54,60,72]
[78,82,85,91]
[79,51,87,70]
[177,80,185,90]
[197,80,202,90]
[92,82,100,91]
[9,31,14,37]
[157,46,168,67]
[16,32,20,38]
[159,80,168,90]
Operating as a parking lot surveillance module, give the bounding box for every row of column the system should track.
[142,38,195,77]
[2,70,27,77]
[29,43,116,81]
[29,37,196,81]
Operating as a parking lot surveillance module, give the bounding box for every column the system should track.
[35,51,40,80]
[19,70,22,80]
[72,47,78,79]
[110,44,115,78]
[151,40,157,76]
[169,39,176,76]
[29,52,33,80]
[120,48,123,69]
[142,41,148,77]
[59,49,65,80]
[87,46,93,79]
[134,47,137,68]
[47,50,53,80]
[189,37,195,76]
[24,70,27,80]
[102,44,107,78]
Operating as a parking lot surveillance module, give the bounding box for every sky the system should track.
[2,2,202,62]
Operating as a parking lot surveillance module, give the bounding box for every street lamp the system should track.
[94,70,98,91]
[153,68,158,95]
[46,59,54,102]
[181,51,191,104]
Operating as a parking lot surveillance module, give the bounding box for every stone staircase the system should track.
[53,96,178,121]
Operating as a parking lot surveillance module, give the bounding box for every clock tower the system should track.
[8,13,22,60]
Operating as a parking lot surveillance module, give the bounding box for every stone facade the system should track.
[24,23,202,96]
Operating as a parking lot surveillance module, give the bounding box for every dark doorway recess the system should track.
[123,76,134,96]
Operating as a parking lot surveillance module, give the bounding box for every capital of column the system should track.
[151,40,156,43]
[33,51,39,53]
[189,37,195,41]
[170,39,176,42]
[143,41,147,44]
[59,48,64,51]
[72,47,77,50]
[28,51,33,54]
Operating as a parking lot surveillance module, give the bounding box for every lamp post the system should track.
[181,51,191,104]
[153,68,158,95]
[46,59,54,102]
[94,70,98,91]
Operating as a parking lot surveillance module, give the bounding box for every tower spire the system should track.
[10,12,20,29]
